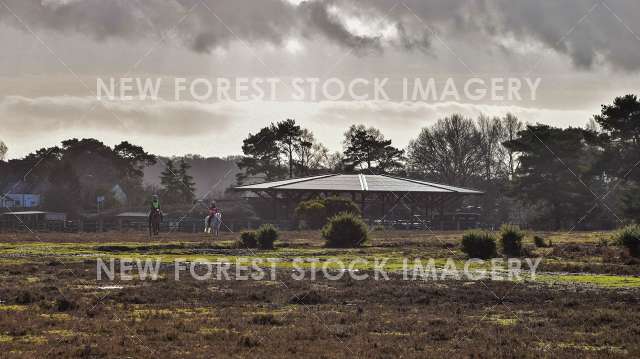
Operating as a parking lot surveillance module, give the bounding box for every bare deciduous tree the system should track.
[502,113,523,179]
[407,114,484,186]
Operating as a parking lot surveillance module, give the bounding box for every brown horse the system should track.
[149,209,162,236]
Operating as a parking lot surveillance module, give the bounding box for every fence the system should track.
[0,217,298,234]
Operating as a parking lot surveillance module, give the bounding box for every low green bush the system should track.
[461,230,497,259]
[533,235,546,248]
[239,231,257,249]
[256,224,278,250]
[500,224,525,256]
[322,212,369,248]
[614,225,640,257]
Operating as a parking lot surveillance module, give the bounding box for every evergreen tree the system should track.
[503,125,606,229]
[276,119,303,178]
[160,159,182,205]
[342,124,404,173]
[237,125,286,184]
[0,141,7,161]
[237,119,328,183]
[178,159,196,204]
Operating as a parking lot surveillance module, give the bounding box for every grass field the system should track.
[0,230,639,358]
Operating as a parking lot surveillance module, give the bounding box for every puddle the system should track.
[97,285,124,290]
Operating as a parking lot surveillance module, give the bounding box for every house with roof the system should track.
[1,193,41,209]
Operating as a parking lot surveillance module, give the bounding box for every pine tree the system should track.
[159,159,182,205]
[0,141,7,161]
[177,159,196,204]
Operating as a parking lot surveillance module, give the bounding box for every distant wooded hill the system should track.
[144,155,241,198]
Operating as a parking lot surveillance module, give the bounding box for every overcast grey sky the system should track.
[1,0,639,159]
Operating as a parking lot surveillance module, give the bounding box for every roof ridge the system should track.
[358,173,369,191]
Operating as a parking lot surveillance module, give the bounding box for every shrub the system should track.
[54,298,76,312]
[256,224,278,250]
[239,231,257,249]
[250,314,283,326]
[15,290,37,304]
[533,235,546,248]
[324,197,361,217]
[322,212,369,248]
[294,197,361,230]
[500,224,525,256]
[288,290,325,305]
[294,199,326,229]
[614,225,640,257]
[461,230,497,259]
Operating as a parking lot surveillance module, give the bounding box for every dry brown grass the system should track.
[0,230,638,358]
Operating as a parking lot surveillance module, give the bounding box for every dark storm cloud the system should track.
[300,0,382,52]
[1,0,640,70]
[483,0,640,71]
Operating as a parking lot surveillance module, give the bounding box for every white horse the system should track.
[204,212,223,237]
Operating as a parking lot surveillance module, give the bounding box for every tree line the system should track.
[237,94,640,229]
[0,139,198,215]
[2,93,638,228]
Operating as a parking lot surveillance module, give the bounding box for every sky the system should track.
[1,0,640,159]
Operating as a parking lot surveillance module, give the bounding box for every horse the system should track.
[204,212,223,238]
[149,209,162,236]
[211,212,222,237]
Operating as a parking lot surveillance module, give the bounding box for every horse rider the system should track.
[149,195,163,222]
[207,201,219,229]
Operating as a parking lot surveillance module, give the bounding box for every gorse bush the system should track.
[461,230,497,259]
[322,212,369,248]
[500,224,525,256]
[239,231,257,249]
[256,224,278,250]
[614,225,640,257]
[295,197,361,230]
[533,235,546,248]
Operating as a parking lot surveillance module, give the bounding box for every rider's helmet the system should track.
[210,201,216,208]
